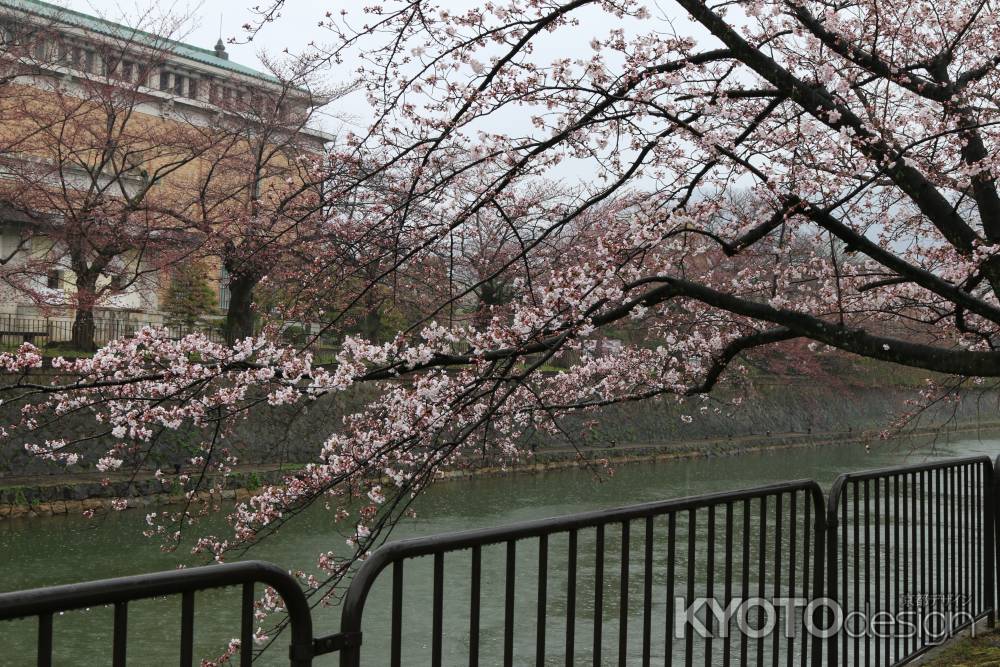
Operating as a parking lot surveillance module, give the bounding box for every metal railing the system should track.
[0,315,344,351]
[338,480,826,667]
[0,455,998,665]
[825,455,996,666]
[0,314,226,347]
[0,561,322,667]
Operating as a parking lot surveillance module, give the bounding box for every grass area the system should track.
[40,345,94,358]
[920,631,1000,666]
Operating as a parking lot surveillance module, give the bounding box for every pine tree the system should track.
[162,261,218,328]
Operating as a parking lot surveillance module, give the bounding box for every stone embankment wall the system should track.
[2,367,997,517]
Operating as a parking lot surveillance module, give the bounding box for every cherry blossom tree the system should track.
[4,0,1000,653]
[0,13,225,350]
[190,61,341,344]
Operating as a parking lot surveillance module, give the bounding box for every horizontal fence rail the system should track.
[2,455,1000,665]
[0,315,341,350]
[0,561,315,667]
[825,456,997,667]
[0,314,226,346]
[337,481,827,667]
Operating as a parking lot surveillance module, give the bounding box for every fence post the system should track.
[809,483,827,667]
[989,457,998,627]
[825,476,847,667]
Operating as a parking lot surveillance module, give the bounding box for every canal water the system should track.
[1,433,997,665]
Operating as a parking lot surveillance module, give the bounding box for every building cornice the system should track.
[0,0,292,89]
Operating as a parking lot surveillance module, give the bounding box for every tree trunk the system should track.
[360,287,382,341]
[72,300,97,351]
[223,274,256,344]
[69,269,100,351]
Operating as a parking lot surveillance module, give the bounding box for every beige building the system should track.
[0,0,330,344]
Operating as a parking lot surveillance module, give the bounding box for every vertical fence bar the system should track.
[537,534,548,666]
[112,602,127,667]
[740,499,750,667]
[433,552,444,667]
[504,541,516,667]
[803,493,813,667]
[666,512,676,667]
[809,486,824,667]
[705,506,715,667]
[954,467,961,636]
[936,468,943,623]
[619,522,630,666]
[962,465,970,629]
[786,491,797,667]
[863,479,872,667]
[950,466,957,629]
[180,591,194,667]
[757,495,767,666]
[874,478,881,667]
[642,517,653,667]
[970,463,977,618]
[685,509,697,661]
[723,502,734,667]
[888,475,895,665]
[826,483,840,667]
[240,583,253,667]
[772,493,782,667]
[566,530,577,667]
[594,525,604,667]
[852,480,860,665]
[935,469,943,625]
[976,465,983,618]
[906,472,913,660]
[892,474,899,665]
[470,546,481,667]
[987,459,997,625]
[37,613,53,667]
[391,561,404,667]
[949,467,957,638]
[840,487,848,666]
[923,469,931,645]
[922,469,929,647]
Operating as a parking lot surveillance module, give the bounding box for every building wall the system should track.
[0,4,328,325]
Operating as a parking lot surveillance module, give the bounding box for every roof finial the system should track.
[214,14,228,60]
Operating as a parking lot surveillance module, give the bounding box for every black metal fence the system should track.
[0,455,996,666]
[0,561,320,667]
[0,314,226,347]
[337,481,826,667]
[0,315,344,352]
[825,456,996,666]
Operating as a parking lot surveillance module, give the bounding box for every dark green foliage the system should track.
[162,261,218,327]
